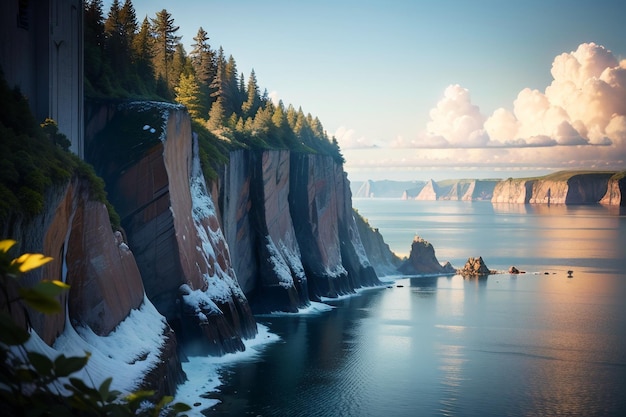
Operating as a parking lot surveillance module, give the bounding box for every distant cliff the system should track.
[352,179,425,198]
[491,171,622,205]
[409,179,497,201]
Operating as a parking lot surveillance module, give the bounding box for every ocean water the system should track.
[204,200,626,417]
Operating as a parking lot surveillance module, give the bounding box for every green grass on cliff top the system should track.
[504,170,621,182]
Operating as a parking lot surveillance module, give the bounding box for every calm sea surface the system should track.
[207,200,626,417]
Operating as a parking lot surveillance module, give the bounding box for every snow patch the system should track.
[180,283,222,318]
[188,135,247,305]
[16,295,168,396]
[265,237,295,289]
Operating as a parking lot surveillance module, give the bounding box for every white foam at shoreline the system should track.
[174,323,279,415]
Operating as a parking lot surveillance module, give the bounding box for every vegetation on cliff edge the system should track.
[84,0,344,168]
[0,71,119,229]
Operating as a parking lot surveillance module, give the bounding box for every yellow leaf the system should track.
[11,253,54,273]
[0,239,17,253]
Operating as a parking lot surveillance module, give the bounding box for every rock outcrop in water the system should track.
[458,256,493,276]
[398,236,455,275]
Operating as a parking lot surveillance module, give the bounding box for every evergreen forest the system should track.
[84,0,344,164]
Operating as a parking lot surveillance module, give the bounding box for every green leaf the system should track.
[34,280,70,297]
[171,402,193,413]
[0,311,30,345]
[27,351,53,377]
[98,377,114,401]
[68,377,100,399]
[54,354,89,377]
[18,287,62,314]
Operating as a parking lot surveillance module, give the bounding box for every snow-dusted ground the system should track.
[16,295,168,396]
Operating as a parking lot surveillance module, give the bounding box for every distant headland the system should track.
[351,170,625,205]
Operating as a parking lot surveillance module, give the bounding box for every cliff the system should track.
[492,171,620,205]
[3,99,388,401]
[408,179,496,201]
[351,179,426,198]
[87,102,257,356]
[353,209,402,277]
[1,177,184,395]
[86,100,382,326]
[221,150,381,312]
[600,171,626,206]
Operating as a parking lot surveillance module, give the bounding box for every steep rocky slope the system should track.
[1,177,184,395]
[600,172,626,206]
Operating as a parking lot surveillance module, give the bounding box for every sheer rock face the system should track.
[1,176,184,395]
[91,104,256,355]
[398,236,454,275]
[2,178,146,343]
[600,173,626,206]
[492,179,535,204]
[287,153,380,301]
[415,179,440,201]
[353,211,402,277]
[492,173,616,204]
[222,150,380,312]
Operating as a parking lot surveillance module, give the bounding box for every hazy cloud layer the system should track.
[337,42,626,179]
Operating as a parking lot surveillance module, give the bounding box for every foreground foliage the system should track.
[0,240,191,416]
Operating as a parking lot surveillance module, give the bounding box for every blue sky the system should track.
[109,0,626,181]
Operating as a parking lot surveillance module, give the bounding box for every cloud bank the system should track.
[413,42,626,150]
[337,42,626,179]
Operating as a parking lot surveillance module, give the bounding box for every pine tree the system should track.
[170,43,190,90]
[119,0,138,41]
[104,0,125,85]
[207,98,226,132]
[209,47,226,100]
[241,69,261,119]
[151,9,181,91]
[223,55,241,116]
[84,0,108,95]
[132,16,155,95]
[175,73,202,119]
[189,27,216,115]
